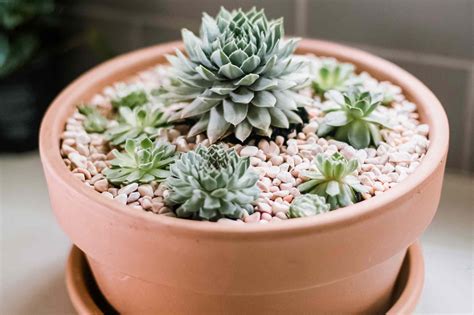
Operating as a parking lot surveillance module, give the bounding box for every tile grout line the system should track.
[461,66,474,172]
[294,0,308,37]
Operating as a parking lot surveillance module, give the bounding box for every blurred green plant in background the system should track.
[0,0,56,77]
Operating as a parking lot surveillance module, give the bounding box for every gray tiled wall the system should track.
[59,0,474,173]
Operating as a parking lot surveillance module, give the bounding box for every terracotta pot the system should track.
[40,39,449,314]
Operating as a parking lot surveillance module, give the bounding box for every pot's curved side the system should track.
[40,39,448,313]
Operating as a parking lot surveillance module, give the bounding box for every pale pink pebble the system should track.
[272,178,282,186]
[272,202,289,214]
[287,144,298,155]
[378,174,392,183]
[108,188,118,197]
[138,184,154,197]
[118,183,138,195]
[277,172,295,184]
[240,145,258,157]
[89,174,104,185]
[269,186,279,193]
[258,220,269,224]
[362,193,372,200]
[293,155,302,165]
[158,207,172,214]
[283,195,294,203]
[270,155,284,166]
[90,153,107,161]
[151,201,165,213]
[94,179,109,192]
[68,152,87,168]
[61,144,76,155]
[257,202,272,213]
[265,166,280,178]
[256,150,267,161]
[73,173,86,182]
[317,138,328,146]
[270,217,282,223]
[361,164,372,172]
[250,157,262,166]
[132,205,144,210]
[261,212,272,221]
[280,183,293,190]
[295,178,303,185]
[274,136,285,147]
[257,181,270,192]
[140,197,153,210]
[289,187,300,197]
[279,163,290,172]
[258,139,270,152]
[273,190,290,198]
[114,193,127,205]
[76,143,90,156]
[101,191,114,199]
[127,192,141,203]
[373,182,385,191]
[94,161,107,172]
[244,212,261,223]
[63,138,76,146]
[275,212,288,220]
[73,168,91,180]
[163,212,177,217]
[285,156,295,168]
[154,184,167,197]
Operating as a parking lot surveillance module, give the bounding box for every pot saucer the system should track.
[66,242,424,315]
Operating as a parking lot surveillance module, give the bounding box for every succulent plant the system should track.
[165,144,259,220]
[311,58,360,97]
[298,153,368,209]
[160,7,310,143]
[288,194,330,218]
[106,103,168,146]
[78,105,108,133]
[103,137,176,185]
[112,90,149,108]
[317,88,390,149]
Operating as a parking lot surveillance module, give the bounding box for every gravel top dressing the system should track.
[60,54,429,224]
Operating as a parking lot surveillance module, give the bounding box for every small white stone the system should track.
[240,146,258,157]
[272,202,289,214]
[265,166,280,178]
[270,156,284,166]
[68,152,87,169]
[118,183,139,195]
[389,152,412,163]
[257,202,272,213]
[127,192,141,203]
[287,144,298,155]
[277,172,295,184]
[114,193,128,205]
[101,191,114,199]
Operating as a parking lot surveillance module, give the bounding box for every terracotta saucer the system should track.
[66,242,424,315]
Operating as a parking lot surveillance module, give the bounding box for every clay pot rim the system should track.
[39,39,449,236]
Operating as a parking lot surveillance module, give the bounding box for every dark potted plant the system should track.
[0,0,57,152]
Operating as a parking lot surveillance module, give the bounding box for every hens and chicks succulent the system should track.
[75,7,394,221]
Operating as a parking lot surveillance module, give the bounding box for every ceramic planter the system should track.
[40,39,449,314]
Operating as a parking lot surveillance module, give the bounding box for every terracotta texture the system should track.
[40,39,448,314]
[66,242,424,314]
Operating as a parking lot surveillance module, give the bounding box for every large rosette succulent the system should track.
[161,7,310,143]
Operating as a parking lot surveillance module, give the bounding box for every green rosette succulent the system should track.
[298,153,368,209]
[288,194,330,218]
[104,137,176,185]
[317,88,390,149]
[78,105,107,133]
[311,58,360,97]
[165,144,259,220]
[112,90,149,108]
[160,7,310,143]
[106,104,168,146]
